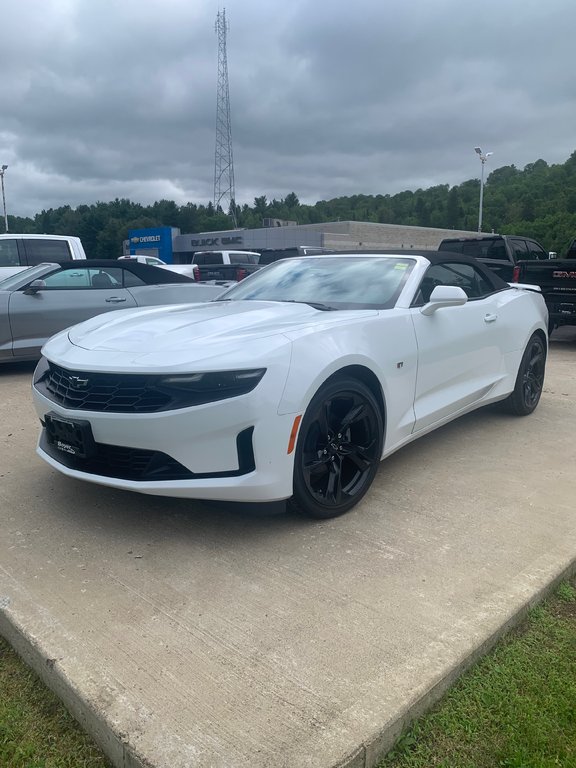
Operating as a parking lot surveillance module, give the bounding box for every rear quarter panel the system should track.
[492,288,548,352]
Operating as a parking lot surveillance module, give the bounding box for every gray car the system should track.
[0,260,228,363]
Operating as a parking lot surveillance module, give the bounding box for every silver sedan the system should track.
[0,260,228,363]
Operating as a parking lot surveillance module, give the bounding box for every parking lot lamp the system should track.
[474,147,493,232]
[0,165,8,233]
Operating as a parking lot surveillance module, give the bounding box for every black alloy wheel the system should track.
[291,378,384,519]
[503,333,547,416]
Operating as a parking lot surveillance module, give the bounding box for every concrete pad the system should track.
[1,330,576,768]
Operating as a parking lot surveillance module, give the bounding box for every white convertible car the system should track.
[32,252,548,518]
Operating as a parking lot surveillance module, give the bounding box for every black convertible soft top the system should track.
[55,259,194,285]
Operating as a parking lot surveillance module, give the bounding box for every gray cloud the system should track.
[1,0,575,218]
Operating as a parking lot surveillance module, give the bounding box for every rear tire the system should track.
[502,333,546,416]
[290,378,383,519]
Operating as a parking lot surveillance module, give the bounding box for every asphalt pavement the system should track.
[1,330,575,768]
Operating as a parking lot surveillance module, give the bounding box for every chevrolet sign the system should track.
[131,235,161,244]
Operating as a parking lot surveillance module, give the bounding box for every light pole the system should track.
[0,165,8,233]
[474,147,493,232]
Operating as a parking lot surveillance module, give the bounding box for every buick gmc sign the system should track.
[189,236,243,247]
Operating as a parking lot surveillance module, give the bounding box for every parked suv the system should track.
[438,234,551,281]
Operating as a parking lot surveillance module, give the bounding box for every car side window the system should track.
[0,239,20,267]
[123,270,146,287]
[510,239,529,260]
[40,269,92,288]
[527,241,548,260]
[415,262,495,305]
[38,267,123,289]
[24,239,72,265]
[88,268,123,288]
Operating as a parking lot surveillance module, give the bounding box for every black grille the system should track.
[37,362,173,413]
[39,427,256,482]
[40,431,194,480]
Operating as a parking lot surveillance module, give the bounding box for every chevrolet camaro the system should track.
[31,252,548,518]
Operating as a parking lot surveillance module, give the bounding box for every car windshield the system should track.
[216,256,416,309]
[0,264,57,291]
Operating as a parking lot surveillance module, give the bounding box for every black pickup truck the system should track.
[513,260,576,333]
[438,234,552,281]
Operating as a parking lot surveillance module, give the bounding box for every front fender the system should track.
[277,313,419,448]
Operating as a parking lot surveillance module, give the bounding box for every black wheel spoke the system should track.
[336,402,365,433]
[345,449,372,473]
[325,461,342,505]
[303,451,331,472]
[317,400,332,438]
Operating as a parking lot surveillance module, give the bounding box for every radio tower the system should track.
[213,9,237,227]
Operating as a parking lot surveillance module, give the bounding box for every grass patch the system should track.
[380,578,576,768]
[0,637,111,768]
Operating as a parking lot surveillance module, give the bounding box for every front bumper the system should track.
[33,380,299,503]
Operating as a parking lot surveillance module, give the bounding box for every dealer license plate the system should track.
[44,413,96,458]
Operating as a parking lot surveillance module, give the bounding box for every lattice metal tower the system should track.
[213,9,237,227]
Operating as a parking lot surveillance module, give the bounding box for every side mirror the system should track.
[23,279,47,295]
[421,285,468,316]
[548,252,557,259]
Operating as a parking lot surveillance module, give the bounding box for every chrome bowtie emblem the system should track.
[67,375,89,388]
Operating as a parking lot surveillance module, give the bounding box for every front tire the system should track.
[502,333,546,416]
[291,378,384,519]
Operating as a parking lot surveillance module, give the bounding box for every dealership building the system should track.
[126,221,480,264]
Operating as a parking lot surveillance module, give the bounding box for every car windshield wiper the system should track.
[277,299,337,311]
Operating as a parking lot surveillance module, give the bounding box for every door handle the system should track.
[105,297,127,303]
[484,313,498,323]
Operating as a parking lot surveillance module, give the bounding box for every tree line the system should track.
[7,151,576,258]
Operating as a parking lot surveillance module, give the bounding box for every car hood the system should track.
[66,300,376,356]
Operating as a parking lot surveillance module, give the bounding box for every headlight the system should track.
[157,369,266,405]
[33,360,266,413]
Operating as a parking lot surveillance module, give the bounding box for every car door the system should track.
[8,266,138,358]
[410,261,504,432]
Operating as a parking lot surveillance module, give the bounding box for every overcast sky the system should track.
[1,0,575,219]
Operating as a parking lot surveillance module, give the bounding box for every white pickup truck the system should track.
[0,234,88,280]
[172,250,261,282]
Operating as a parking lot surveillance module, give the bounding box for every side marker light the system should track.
[287,415,303,454]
